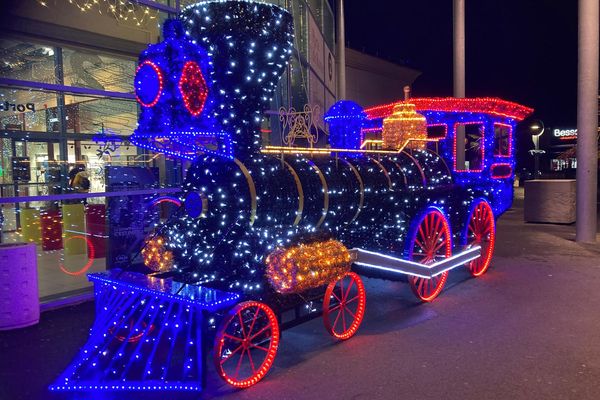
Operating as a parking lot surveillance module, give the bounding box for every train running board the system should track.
[351,246,481,279]
[49,270,239,393]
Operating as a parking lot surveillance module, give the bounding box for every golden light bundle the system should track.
[142,235,174,272]
[265,239,351,294]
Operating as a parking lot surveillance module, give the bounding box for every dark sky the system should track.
[341,0,579,127]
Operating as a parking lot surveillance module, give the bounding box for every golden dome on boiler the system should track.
[382,102,428,150]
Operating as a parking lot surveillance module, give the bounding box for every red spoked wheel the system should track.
[408,209,452,302]
[466,200,496,277]
[214,301,280,388]
[323,272,366,340]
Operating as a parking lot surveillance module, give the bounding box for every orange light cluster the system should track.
[265,239,351,294]
[382,102,428,150]
[366,97,534,121]
[142,235,173,272]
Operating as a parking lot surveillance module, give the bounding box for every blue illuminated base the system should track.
[49,270,240,392]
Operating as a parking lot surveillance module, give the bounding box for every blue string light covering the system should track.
[49,270,239,392]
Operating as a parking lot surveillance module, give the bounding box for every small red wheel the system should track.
[323,272,366,340]
[466,200,496,277]
[407,209,452,302]
[213,301,279,388]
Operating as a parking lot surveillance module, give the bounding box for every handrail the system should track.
[0,187,180,204]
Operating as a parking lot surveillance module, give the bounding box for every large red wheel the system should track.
[323,272,366,340]
[465,200,496,277]
[407,209,452,302]
[213,301,279,388]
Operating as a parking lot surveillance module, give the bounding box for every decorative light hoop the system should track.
[282,160,304,226]
[134,60,164,108]
[233,158,257,226]
[340,158,364,224]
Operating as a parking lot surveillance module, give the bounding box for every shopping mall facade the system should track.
[0,0,419,304]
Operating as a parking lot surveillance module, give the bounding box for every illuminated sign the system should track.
[553,128,577,140]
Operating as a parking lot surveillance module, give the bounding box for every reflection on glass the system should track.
[0,88,58,132]
[291,0,308,59]
[307,0,323,28]
[322,2,335,49]
[0,39,57,84]
[62,95,137,135]
[0,89,137,135]
[62,48,135,93]
[290,57,308,110]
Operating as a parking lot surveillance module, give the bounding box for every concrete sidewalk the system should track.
[1,191,599,400]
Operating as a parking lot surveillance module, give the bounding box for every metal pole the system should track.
[576,0,599,242]
[453,0,465,98]
[453,0,466,169]
[54,47,69,196]
[336,0,346,100]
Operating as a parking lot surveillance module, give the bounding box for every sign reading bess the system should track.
[553,128,577,138]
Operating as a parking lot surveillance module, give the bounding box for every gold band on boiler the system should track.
[308,161,329,229]
[341,159,364,224]
[390,160,409,187]
[233,158,257,226]
[371,158,393,190]
[401,151,427,187]
[282,160,304,226]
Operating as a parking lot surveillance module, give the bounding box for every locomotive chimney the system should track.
[180,1,294,160]
[404,85,411,101]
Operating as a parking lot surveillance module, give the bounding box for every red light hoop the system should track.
[109,320,156,343]
[150,196,182,208]
[135,60,164,108]
[59,235,95,276]
[179,61,208,117]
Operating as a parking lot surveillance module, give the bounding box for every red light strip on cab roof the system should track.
[365,97,534,121]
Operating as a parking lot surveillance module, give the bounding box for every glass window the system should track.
[455,123,484,172]
[0,89,137,135]
[494,123,512,157]
[290,0,308,60]
[322,1,335,49]
[0,39,58,84]
[427,124,447,140]
[62,48,136,93]
[62,95,138,135]
[307,0,323,28]
[0,88,59,132]
[289,57,308,110]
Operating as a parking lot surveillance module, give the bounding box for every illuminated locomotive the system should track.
[51,0,533,393]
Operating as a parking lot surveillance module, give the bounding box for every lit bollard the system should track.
[0,243,39,330]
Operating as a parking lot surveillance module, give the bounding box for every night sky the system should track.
[342,0,580,127]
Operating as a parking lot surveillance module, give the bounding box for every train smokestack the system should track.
[180,2,294,159]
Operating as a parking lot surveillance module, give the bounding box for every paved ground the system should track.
[2,190,600,400]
